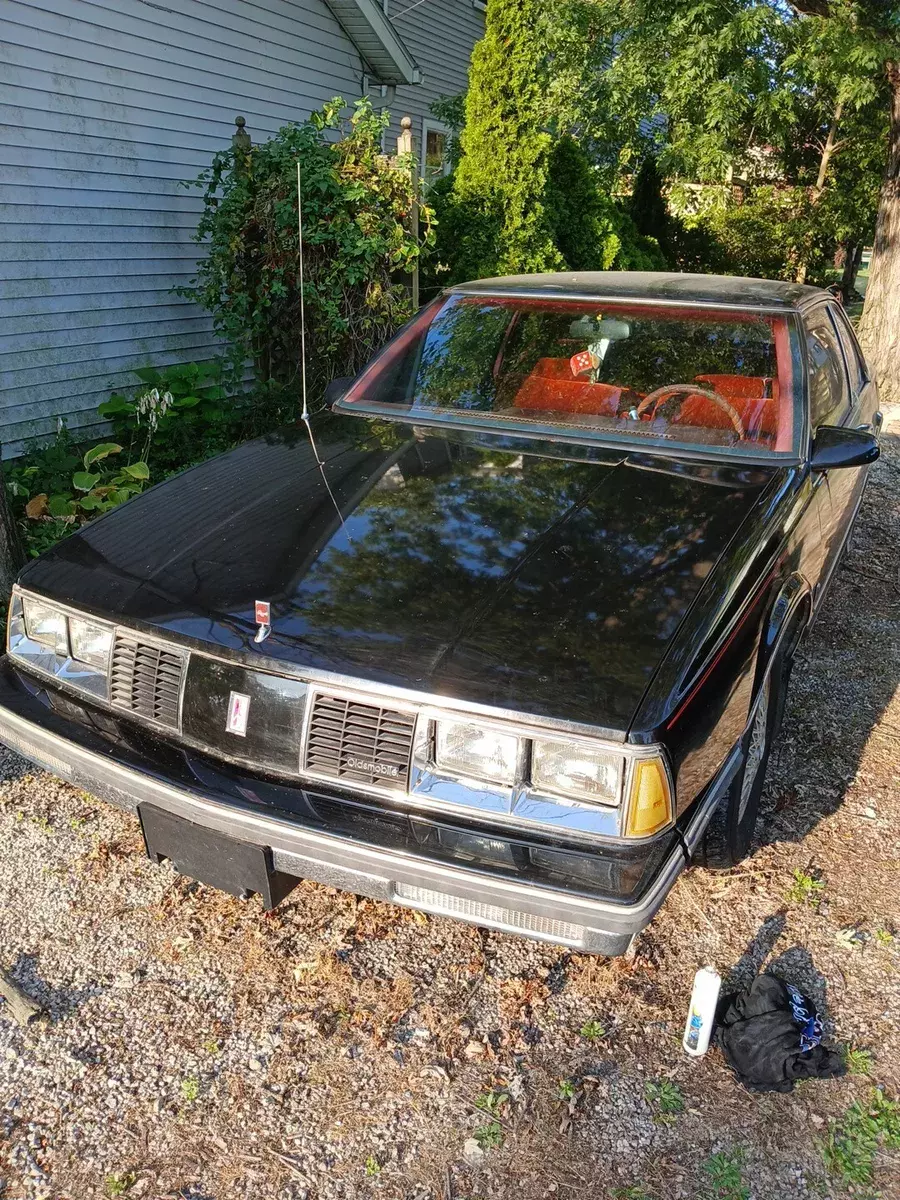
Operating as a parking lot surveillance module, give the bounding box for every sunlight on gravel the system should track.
[1,416,899,1200]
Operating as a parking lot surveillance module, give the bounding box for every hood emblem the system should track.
[254,600,271,644]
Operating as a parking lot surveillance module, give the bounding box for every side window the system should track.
[828,303,868,397]
[805,307,850,428]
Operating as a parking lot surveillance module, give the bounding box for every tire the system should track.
[699,654,789,869]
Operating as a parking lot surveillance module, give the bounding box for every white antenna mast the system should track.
[296,159,347,532]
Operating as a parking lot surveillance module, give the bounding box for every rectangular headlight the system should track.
[68,617,112,671]
[23,597,69,657]
[531,737,623,806]
[435,720,520,786]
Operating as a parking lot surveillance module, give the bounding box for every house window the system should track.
[423,119,451,185]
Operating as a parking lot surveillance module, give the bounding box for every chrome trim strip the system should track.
[448,287,798,316]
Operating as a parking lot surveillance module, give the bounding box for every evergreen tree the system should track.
[451,0,564,279]
[630,155,669,250]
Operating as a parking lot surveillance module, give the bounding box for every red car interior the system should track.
[512,360,784,448]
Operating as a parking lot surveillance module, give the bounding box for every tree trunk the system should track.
[840,241,863,303]
[858,63,900,405]
[796,101,843,284]
[0,451,25,600]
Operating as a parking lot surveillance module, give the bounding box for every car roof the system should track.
[449,271,825,311]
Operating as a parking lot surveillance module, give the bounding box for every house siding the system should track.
[0,0,483,457]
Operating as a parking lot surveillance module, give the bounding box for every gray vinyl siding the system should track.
[0,0,367,457]
[0,0,483,458]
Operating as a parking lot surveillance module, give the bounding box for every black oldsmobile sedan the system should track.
[0,273,881,955]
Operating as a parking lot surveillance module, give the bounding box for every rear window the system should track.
[338,295,801,456]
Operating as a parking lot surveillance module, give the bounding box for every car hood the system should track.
[20,416,780,731]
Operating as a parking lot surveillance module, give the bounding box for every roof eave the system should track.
[323,0,422,85]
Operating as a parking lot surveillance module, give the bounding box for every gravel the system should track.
[1,415,899,1200]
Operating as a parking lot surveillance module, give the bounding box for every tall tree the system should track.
[0,456,25,599]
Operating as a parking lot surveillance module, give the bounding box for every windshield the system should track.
[338,294,801,456]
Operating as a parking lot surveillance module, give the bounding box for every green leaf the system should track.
[97,394,132,417]
[72,471,100,492]
[47,495,75,517]
[132,366,161,385]
[77,494,105,511]
[172,394,202,408]
[83,443,123,469]
[121,461,150,480]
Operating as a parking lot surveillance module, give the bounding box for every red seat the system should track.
[513,357,632,416]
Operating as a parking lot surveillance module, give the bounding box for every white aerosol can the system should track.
[683,966,722,1057]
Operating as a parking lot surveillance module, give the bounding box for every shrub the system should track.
[182,97,430,407]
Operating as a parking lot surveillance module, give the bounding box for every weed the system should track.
[365,1156,381,1177]
[874,925,894,946]
[105,1174,136,1198]
[702,1147,749,1199]
[202,1038,221,1055]
[30,815,53,835]
[844,1046,874,1077]
[473,1121,503,1151]
[786,867,825,907]
[820,1088,900,1189]
[558,1078,577,1101]
[474,1088,509,1116]
[69,816,86,831]
[180,1075,200,1103]
[580,1019,607,1041]
[644,1078,684,1120]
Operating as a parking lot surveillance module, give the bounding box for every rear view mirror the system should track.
[810,425,879,471]
[324,376,353,409]
[568,317,631,341]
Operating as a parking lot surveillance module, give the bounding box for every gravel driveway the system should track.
[1,417,899,1200]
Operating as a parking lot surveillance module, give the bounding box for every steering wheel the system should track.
[635,384,745,440]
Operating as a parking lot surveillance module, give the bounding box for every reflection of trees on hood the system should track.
[290,445,746,716]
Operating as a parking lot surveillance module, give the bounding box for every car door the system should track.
[801,302,855,601]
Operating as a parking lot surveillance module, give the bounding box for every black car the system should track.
[0,272,880,954]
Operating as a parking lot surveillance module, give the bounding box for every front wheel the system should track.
[699,659,786,869]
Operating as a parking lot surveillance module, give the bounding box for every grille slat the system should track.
[303,692,414,790]
[109,635,185,729]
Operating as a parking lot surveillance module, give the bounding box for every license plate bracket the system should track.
[138,804,296,910]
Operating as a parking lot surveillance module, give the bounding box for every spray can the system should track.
[683,966,721,1057]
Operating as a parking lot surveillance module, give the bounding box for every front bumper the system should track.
[0,662,739,954]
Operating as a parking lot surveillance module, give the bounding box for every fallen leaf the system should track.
[25,494,49,519]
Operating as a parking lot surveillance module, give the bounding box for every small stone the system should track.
[810,1114,825,1128]
[248,1058,263,1072]
[863,806,877,819]
[462,1138,485,1167]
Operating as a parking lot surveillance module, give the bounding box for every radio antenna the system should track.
[296,159,347,533]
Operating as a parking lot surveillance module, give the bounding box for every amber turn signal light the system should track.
[625,757,674,837]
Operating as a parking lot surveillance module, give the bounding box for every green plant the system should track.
[786,867,825,907]
[105,1173,136,1198]
[474,1089,509,1116]
[874,925,894,947]
[180,1075,200,1103]
[845,1047,874,1077]
[645,1079,685,1119]
[702,1147,749,1200]
[558,1078,577,1101]
[183,97,429,408]
[99,361,234,473]
[472,1121,504,1151]
[364,1156,381,1177]
[580,1019,607,1042]
[821,1089,900,1189]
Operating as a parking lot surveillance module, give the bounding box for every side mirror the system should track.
[810,424,880,471]
[324,376,353,409]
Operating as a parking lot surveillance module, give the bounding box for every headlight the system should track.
[68,617,112,671]
[435,720,520,785]
[531,737,622,806]
[23,597,69,657]
[8,589,111,703]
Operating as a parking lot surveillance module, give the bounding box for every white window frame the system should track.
[422,117,452,180]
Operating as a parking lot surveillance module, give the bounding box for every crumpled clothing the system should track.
[714,973,846,1093]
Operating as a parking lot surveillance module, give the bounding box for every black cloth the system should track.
[714,973,846,1093]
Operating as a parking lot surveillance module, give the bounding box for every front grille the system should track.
[109,634,186,729]
[304,692,415,791]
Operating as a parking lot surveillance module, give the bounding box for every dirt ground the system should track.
[1,417,899,1200]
